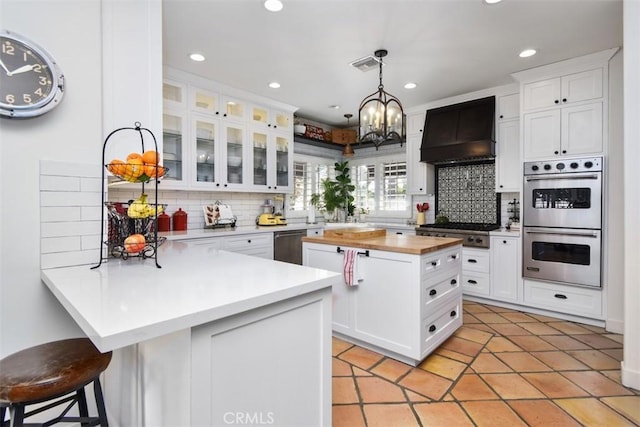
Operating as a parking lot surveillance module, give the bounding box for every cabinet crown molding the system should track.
[512,47,619,84]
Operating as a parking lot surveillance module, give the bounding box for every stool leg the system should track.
[76,386,90,426]
[93,377,109,426]
[8,404,24,427]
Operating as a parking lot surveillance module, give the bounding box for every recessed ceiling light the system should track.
[268,82,281,89]
[189,53,205,62]
[484,0,502,4]
[264,0,283,12]
[519,49,537,58]
[404,82,417,89]
[329,105,340,110]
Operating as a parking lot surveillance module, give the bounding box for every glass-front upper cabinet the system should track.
[250,105,292,132]
[222,96,247,121]
[163,80,186,110]
[192,114,217,186]
[274,134,291,188]
[191,87,219,115]
[223,123,246,189]
[250,129,291,191]
[162,111,186,186]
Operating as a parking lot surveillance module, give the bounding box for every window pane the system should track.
[381,161,407,211]
[353,164,376,212]
[290,161,308,211]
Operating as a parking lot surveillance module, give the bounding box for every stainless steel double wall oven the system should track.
[522,157,603,288]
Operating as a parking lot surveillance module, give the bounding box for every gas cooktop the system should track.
[418,223,501,232]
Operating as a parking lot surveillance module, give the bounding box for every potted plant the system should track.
[333,161,356,220]
[320,178,340,222]
[358,207,369,223]
[308,193,322,224]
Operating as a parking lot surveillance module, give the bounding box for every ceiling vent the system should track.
[349,55,383,72]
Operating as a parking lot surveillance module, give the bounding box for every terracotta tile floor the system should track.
[332,301,640,426]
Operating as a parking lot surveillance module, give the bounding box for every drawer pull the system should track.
[431,261,438,266]
[450,310,457,317]
[554,294,568,299]
[467,259,477,263]
[336,247,370,257]
[428,325,436,333]
[247,239,251,243]
[450,279,457,285]
[429,289,437,297]
[467,279,478,285]
[450,254,458,259]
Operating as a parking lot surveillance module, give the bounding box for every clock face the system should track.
[0,30,64,119]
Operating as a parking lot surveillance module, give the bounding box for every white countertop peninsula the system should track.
[42,240,339,426]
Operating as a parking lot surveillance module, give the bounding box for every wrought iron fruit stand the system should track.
[92,122,167,269]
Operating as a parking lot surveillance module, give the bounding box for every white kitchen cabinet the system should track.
[461,248,491,297]
[249,127,292,192]
[303,241,462,365]
[161,109,188,187]
[523,101,602,159]
[222,233,273,259]
[163,79,186,110]
[250,104,292,133]
[490,236,521,302]
[306,227,323,237]
[523,279,602,319]
[385,227,416,236]
[497,93,519,121]
[522,68,603,112]
[407,111,425,135]
[495,119,520,192]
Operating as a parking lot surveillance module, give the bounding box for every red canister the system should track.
[172,208,188,231]
[157,212,171,232]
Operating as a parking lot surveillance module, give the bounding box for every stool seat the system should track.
[1,338,111,426]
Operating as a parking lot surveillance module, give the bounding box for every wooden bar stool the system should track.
[0,338,112,426]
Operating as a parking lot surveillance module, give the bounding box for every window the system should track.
[289,156,336,211]
[351,156,408,215]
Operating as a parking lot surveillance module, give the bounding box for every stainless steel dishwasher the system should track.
[273,229,306,265]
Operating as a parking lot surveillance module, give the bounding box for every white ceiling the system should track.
[162,0,623,127]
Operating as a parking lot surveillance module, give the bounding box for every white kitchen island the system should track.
[303,229,463,366]
[41,240,340,427]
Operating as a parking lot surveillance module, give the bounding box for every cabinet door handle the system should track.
[450,279,457,285]
[554,150,559,155]
[247,240,251,243]
[450,310,457,317]
[428,325,436,333]
[467,279,478,285]
[431,261,438,266]
[554,294,568,299]
[450,254,458,260]
[562,98,567,102]
[554,99,560,104]
[503,240,507,244]
[429,289,437,297]
[467,259,477,263]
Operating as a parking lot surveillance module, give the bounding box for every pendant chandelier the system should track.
[358,49,405,149]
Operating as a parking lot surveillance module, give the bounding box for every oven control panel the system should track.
[524,157,602,175]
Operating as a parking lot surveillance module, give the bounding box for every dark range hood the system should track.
[420,96,496,164]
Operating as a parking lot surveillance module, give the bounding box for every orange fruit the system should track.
[124,234,146,253]
[142,150,159,165]
[126,152,143,162]
[143,163,161,178]
[126,158,145,180]
[108,159,125,176]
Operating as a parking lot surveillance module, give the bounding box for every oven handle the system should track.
[525,173,600,181]
[524,228,599,238]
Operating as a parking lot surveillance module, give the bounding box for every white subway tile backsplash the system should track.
[41,236,82,254]
[41,220,103,238]
[40,160,101,178]
[41,206,81,222]
[40,175,81,191]
[80,177,104,193]
[41,251,99,270]
[40,191,102,207]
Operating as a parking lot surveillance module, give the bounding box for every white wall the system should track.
[0,1,103,357]
[622,0,640,391]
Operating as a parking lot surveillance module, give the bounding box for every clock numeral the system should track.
[38,76,47,86]
[5,94,15,104]
[35,88,44,97]
[33,64,42,73]
[23,94,32,104]
[1,43,14,55]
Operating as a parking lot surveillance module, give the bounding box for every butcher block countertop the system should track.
[303,228,462,255]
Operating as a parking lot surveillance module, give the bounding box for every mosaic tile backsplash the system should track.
[436,162,499,224]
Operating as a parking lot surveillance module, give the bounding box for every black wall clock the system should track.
[0,29,65,119]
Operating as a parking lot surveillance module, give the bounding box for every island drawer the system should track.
[422,272,461,312]
[421,297,463,355]
[461,271,491,296]
[421,246,461,277]
[223,233,274,259]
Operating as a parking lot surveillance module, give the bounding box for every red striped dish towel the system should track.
[343,249,362,286]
